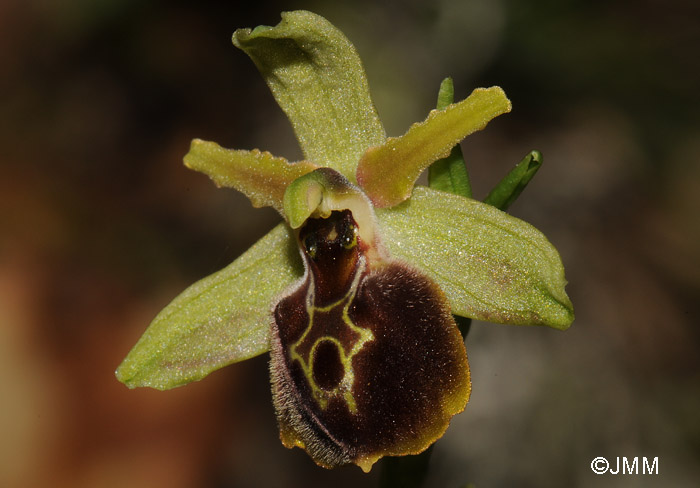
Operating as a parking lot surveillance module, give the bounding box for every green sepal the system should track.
[483,150,543,211]
[184,139,317,214]
[115,223,302,390]
[428,78,472,198]
[376,186,573,329]
[357,86,511,208]
[232,10,385,181]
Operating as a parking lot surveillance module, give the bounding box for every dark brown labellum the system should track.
[270,209,470,471]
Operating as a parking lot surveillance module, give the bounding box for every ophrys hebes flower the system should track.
[116,10,573,472]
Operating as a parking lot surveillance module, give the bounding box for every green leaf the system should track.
[483,150,543,211]
[357,86,511,208]
[376,186,573,329]
[184,139,317,213]
[232,10,385,180]
[428,78,472,198]
[115,223,302,390]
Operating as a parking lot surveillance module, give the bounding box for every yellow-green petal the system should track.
[115,223,302,390]
[232,11,385,180]
[358,87,511,208]
[376,186,574,329]
[184,139,317,213]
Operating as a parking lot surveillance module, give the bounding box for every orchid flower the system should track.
[116,10,573,473]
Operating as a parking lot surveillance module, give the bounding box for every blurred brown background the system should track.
[1,1,698,487]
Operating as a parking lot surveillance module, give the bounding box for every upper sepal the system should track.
[232,10,385,181]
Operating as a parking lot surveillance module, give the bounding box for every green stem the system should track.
[382,78,476,488]
[378,446,434,488]
[455,315,472,339]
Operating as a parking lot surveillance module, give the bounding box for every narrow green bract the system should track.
[484,150,543,211]
[428,78,473,198]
